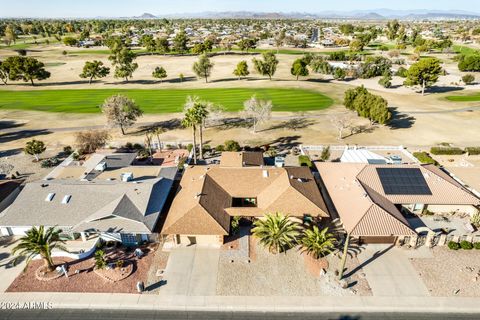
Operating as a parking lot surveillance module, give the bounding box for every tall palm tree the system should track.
[252,212,300,254]
[182,107,198,164]
[152,127,166,151]
[193,102,209,160]
[12,226,67,272]
[183,96,210,160]
[300,226,336,259]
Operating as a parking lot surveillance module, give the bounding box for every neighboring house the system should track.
[162,153,328,246]
[0,179,24,215]
[0,152,176,246]
[219,151,264,167]
[340,148,388,164]
[316,162,480,244]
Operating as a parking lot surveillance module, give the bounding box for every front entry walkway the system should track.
[0,237,25,292]
[355,244,429,297]
[159,245,220,296]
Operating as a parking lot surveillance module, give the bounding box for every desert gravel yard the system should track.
[216,239,371,296]
[411,247,480,297]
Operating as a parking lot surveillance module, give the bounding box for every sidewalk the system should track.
[0,292,479,314]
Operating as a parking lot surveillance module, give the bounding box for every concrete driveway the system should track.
[356,244,429,297]
[0,237,25,292]
[159,245,220,296]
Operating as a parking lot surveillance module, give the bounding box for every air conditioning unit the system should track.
[120,172,134,182]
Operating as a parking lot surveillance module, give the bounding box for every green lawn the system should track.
[0,88,334,114]
[446,93,480,102]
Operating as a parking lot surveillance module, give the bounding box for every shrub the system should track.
[41,157,60,168]
[202,144,212,153]
[465,147,480,155]
[215,145,225,152]
[132,143,143,151]
[231,216,241,235]
[447,241,460,250]
[413,152,437,165]
[396,66,408,78]
[298,155,313,168]
[474,242,480,250]
[124,142,133,150]
[462,74,475,85]
[94,250,107,269]
[75,130,110,154]
[63,145,73,155]
[430,147,464,155]
[460,240,473,250]
[186,143,193,152]
[320,146,330,161]
[224,140,241,152]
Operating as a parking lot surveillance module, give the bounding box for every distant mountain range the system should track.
[131,9,480,20]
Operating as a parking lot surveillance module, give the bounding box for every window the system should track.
[232,197,257,207]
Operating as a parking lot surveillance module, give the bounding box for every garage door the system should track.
[360,236,397,244]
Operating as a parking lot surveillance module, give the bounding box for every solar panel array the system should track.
[376,167,432,195]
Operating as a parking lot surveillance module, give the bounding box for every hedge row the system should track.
[448,241,480,250]
[413,152,438,165]
[465,147,480,155]
[430,147,464,155]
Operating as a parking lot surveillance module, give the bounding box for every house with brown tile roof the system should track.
[316,162,480,244]
[162,164,328,246]
[219,151,264,167]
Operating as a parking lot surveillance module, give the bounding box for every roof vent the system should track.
[262,170,269,178]
[41,183,49,188]
[45,193,55,202]
[95,162,107,172]
[61,195,72,204]
[194,193,202,199]
[290,175,295,179]
[297,178,305,183]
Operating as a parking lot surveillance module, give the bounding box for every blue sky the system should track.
[2,0,479,18]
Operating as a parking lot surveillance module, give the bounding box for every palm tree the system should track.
[182,107,198,164]
[252,212,300,254]
[193,102,209,160]
[183,96,210,160]
[300,226,336,259]
[12,226,67,272]
[152,127,166,151]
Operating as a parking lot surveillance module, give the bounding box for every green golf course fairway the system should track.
[0,88,334,114]
[446,93,480,102]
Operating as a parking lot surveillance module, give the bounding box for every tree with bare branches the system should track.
[242,95,272,133]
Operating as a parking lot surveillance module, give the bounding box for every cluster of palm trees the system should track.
[181,96,211,164]
[252,212,337,259]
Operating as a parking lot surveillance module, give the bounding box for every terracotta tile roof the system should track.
[162,164,328,235]
[316,162,480,237]
[220,151,264,167]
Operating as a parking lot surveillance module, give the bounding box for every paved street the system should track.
[0,309,476,320]
[357,244,429,297]
[159,245,220,296]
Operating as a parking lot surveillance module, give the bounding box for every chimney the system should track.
[263,170,269,178]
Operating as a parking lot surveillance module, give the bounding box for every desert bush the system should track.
[224,140,241,152]
[465,147,480,155]
[75,130,110,154]
[474,242,480,250]
[460,240,473,250]
[215,145,225,152]
[447,241,460,250]
[298,155,313,168]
